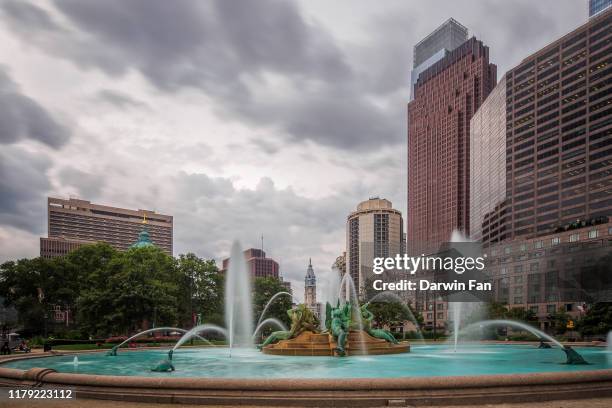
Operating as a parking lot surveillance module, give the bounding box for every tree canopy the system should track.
[0,244,223,338]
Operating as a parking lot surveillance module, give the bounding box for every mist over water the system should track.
[225,241,254,348]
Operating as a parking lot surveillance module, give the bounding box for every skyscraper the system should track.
[410,18,468,100]
[469,75,507,242]
[469,8,612,329]
[490,8,612,242]
[408,36,497,255]
[40,197,173,258]
[304,258,320,319]
[346,198,404,296]
[221,248,280,279]
[590,0,612,17]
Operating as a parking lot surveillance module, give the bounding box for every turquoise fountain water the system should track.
[107,327,211,356]
[4,344,610,378]
[459,320,588,364]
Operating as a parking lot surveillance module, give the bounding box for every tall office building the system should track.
[410,18,468,100]
[221,248,280,279]
[408,37,497,255]
[470,75,507,242]
[280,277,293,294]
[346,198,404,296]
[590,0,612,17]
[304,259,321,319]
[468,9,612,330]
[40,197,173,258]
[499,8,611,241]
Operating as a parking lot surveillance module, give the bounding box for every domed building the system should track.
[130,215,155,249]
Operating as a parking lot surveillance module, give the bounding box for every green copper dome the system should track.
[131,227,154,248]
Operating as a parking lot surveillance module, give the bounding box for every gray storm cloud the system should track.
[0,66,70,148]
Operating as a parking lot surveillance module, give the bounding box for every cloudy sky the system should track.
[0,0,586,300]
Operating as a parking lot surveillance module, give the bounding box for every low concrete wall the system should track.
[1,353,611,406]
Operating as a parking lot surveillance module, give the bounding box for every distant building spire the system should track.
[304,259,319,318]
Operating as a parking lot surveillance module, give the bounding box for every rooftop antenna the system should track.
[261,233,264,255]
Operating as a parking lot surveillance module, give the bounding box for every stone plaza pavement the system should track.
[3,397,612,408]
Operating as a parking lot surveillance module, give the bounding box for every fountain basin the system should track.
[262,330,409,356]
[1,346,612,406]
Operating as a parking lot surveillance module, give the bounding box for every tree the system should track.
[547,307,570,335]
[0,256,81,336]
[1,245,228,339]
[506,307,538,324]
[175,253,223,327]
[368,301,415,328]
[253,277,292,328]
[77,246,179,336]
[577,303,612,336]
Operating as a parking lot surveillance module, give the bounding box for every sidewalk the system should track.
[3,397,612,408]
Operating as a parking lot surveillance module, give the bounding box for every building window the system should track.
[530,263,539,271]
[547,304,556,313]
[588,229,598,239]
[529,305,539,313]
[514,265,523,273]
[514,297,523,304]
[427,313,433,320]
[569,233,580,242]
[535,240,544,249]
[514,286,523,294]
[514,276,523,284]
[520,243,527,251]
[551,237,560,246]
[565,303,573,312]
[608,226,612,235]
[437,313,444,319]
[437,303,444,310]
[504,246,512,254]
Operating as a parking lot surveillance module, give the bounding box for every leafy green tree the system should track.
[506,307,538,324]
[175,253,223,327]
[0,256,81,336]
[253,277,292,328]
[577,303,612,336]
[547,307,570,335]
[368,301,417,328]
[77,246,178,336]
[486,302,509,320]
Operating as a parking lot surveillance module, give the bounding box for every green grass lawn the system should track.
[52,339,226,351]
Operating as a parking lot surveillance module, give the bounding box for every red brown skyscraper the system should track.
[221,248,279,279]
[408,36,496,254]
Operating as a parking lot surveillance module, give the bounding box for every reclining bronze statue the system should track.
[257,304,320,349]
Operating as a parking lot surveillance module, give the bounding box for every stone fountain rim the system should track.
[1,351,612,390]
[2,353,612,406]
